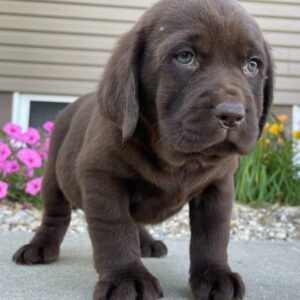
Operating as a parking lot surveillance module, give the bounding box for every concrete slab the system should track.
[0,233,299,300]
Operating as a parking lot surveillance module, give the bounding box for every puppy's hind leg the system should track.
[13,169,71,265]
[138,225,168,258]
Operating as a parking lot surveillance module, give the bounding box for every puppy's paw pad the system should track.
[190,268,245,300]
[141,240,168,258]
[94,271,163,300]
[13,244,59,265]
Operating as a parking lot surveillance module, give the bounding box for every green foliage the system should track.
[235,115,300,206]
[4,169,44,209]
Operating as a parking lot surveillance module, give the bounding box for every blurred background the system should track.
[0,0,299,129]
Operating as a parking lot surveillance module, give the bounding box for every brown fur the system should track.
[13,0,273,299]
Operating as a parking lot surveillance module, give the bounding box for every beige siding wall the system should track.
[0,92,12,127]
[0,0,299,105]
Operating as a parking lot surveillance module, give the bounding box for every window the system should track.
[12,93,77,130]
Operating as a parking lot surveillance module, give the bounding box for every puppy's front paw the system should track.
[190,266,245,300]
[94,269,163,300]
[13,244,59,265]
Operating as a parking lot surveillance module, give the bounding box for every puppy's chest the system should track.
[128,163,217,224]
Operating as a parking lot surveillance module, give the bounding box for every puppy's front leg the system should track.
[80,171,163,300]
[189,175,245,300]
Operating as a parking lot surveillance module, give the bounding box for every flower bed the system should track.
[0,122,53,207]
[235,115,300,206]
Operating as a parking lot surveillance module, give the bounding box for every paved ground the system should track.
[1,233,299,300]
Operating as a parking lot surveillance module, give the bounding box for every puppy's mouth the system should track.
[169,131,247,157]
[168,134,239,156]
[161,119,257,157]
[201,140,238,157]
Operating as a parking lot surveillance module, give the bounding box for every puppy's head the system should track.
[99,0,274,161]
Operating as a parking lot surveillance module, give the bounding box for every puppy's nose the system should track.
[212,102,245,129]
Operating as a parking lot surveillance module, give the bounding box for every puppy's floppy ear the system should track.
[98,26,145,141]
[258,42,274,138]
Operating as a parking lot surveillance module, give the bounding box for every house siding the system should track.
[0,0,299,105]
[0,92,12,127]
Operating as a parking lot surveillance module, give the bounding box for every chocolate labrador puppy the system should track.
[13,0,273,299]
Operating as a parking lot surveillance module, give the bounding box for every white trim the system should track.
[12,93,77,130]
[12,92,21,125]
[293,106,300,132]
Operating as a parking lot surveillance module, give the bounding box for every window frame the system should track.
[12,93,77,130]
[293,106,300,132]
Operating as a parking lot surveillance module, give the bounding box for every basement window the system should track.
[12,93,77,130]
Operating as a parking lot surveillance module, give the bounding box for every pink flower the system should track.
[25,177,42,196]
[43,138,50,151]
[3,160,20,174]
[38,138,50,161]
[17,149,42,169]
[39,152,48,161]
[0,143,11,161]
[43,121,54,135]
[22,128,41,145]
[0,181,8,199]
[0,160,4,173]
[24,170,34,178]
[3,123,22,141]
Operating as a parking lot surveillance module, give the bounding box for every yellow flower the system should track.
[293,131,300,140]
[269,123,282,136]
[277,114,288,123]
[258,138,270,146]
[263,123,270,134]
[277,138,284,145]
[265,138,271,145]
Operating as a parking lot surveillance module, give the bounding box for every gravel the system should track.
[0,201,299,241]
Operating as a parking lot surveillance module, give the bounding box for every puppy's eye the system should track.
[243,58,260,77]
[175,51,195,65]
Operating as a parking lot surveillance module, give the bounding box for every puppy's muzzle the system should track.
[212,102,245,130]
